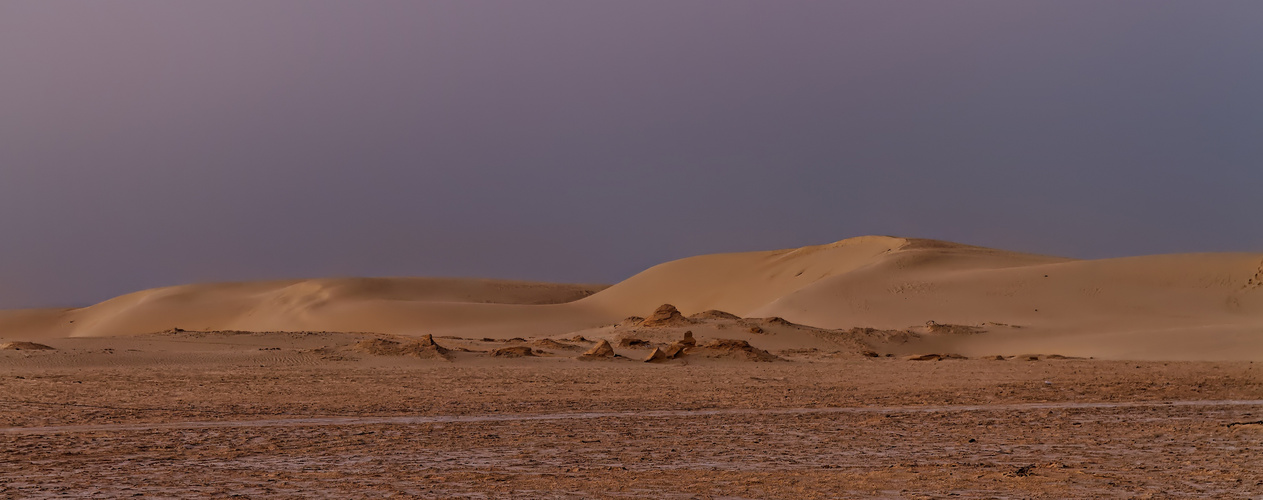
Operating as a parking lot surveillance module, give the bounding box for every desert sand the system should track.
[3,235,1261,360]
[1,236,1261,497]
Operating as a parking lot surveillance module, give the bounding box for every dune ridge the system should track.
[1,236,1260,360]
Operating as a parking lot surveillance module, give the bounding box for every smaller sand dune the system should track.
[491,346,537,358]
[904,353,967,361]
[639,304,692,327]
[532,338,583,350]
[0,341,55,350]
[689,310,741,321]
[695,339,781,362]
[351,334,450,359]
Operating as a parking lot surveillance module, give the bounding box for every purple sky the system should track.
[2,1,1262,308]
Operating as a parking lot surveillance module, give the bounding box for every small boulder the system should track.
[661,343,687,358]
[582,339,615,358]
[680,330,697,347]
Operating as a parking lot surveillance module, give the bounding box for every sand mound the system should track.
[491,346,536,357]
[841,327,919,344]
[618,317,645,327]
[351,335,450,359]
[905,353,967,361]
[59,278,612,338]
[352,338,407,355]
[761,317,798,327]
[698,339,781,362]
[0,341,55,350]
[640,304,692,327]
[533,339,581,350]
[924,321,984,335]
[689,309,741,320]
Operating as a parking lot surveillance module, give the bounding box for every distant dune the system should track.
[2,236,1260,360]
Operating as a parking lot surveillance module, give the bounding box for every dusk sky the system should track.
[2,1,1261,308]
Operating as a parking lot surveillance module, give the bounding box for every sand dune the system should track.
[0,308,71,342]
[751,249,1263,360]
[576,235,916,316]
[1,236,1260,360]
[758,249,1263,329]
[574,236,1074,317]
[0,279,608,339]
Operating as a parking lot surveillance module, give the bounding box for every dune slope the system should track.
[578,236,1071,318]
[12,278,608,339]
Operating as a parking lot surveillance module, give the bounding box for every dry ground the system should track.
[1,337,1261,498]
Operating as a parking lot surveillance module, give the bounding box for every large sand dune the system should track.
[1,236,1260,360]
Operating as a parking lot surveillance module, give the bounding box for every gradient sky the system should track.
[2,1,1262,308]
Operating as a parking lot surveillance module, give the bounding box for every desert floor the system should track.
[1,333,1260,498]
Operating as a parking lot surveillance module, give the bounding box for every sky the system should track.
[1,1,1261,308]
